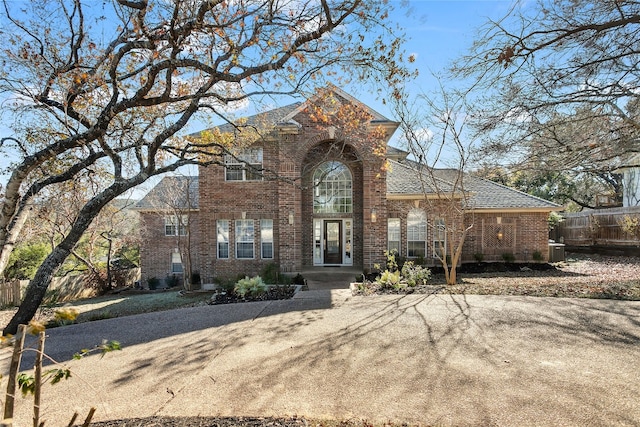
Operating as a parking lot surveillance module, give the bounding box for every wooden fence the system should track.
[552,206,640,248]
[0,268,141,307]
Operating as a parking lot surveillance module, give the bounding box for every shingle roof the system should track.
[386,160,454,194]
[190,103,303,137]
[387,158,561,211]
[134,176,199,210]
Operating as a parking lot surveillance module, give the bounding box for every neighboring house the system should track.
[135,87,560,286]
[616,153,640,207]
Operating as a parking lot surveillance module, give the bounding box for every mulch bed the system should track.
[352,253,640,300]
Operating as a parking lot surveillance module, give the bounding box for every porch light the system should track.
[371,208,377,223]
[496,229,503,241]
[289,212,294,225]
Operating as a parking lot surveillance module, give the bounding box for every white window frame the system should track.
[260,219,274,259]
[165,215,187,236]
[433,218,447,259]
[217,220,230,259]
[235,219,255,259]
[407,209,427,258]
[224,148,263,181]
[388,218,401,255]
[313,161,353,214]
[171,251,183,273]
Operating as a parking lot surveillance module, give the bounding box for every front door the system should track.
[324,220,342,265]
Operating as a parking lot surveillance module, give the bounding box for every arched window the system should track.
[407,209,427,258]
[313,161,352,214]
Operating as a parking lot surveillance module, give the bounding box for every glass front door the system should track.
[324,220,342,264]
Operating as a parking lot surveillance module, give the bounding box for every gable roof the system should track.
[387,155,561,212]
[190,102,303,137]
[134,176,199,210]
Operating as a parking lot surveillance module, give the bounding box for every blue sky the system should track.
[367,0,514,117]
[0,0,516,193]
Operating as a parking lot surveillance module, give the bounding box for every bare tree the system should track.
[454,0,640,199]
[143,174,197,291]
[0,0,413,334]
[392,84,476,285]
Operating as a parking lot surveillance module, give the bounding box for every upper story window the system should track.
[165,215,187,236]
[313,161,352,214]
[224,148,263,181]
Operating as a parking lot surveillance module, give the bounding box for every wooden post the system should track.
[3,324,27,426]
[33,332,45,427]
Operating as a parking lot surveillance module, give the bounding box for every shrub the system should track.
[401,261,431,286]
[234,275,267,298]
[532,250,544,262]
[260,262,280,284]
[377,269,402,289]
[191,271,201,285]
[147,277,160,290]
[291,273,306,286]
[473,253,484,263]
[165,274,180,288]
[502,252,515,263]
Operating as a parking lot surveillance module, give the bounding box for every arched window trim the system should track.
[313,161,353,214]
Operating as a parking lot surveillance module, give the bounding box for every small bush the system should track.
[401,261,431,286]
[147,277,160,290]
[191,271,201,285]
[234,275,267,298]
[377,269,402,289]
[291,273,306,286]
[473,253,484,262]
[532,251,544,262]
[260,263,280,284]
[502,252,516,263]
[165,274,180,288]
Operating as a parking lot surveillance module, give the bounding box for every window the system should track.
[433,218,446,259]
[217,220,229,259]
[235,219,255,259]
[261,219,273,259]
[313,161,352,213]
[165,215,187,236]
[171,251,183,273]
[224,148,263,181]
[407,209,426,258]
[388,218,401,255]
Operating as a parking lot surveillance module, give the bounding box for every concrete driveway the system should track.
[5,289,640,426]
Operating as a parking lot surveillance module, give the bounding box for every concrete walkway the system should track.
[5,287,640,426]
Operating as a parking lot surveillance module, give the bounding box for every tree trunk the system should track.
[0,205,30,277]
[3,182,136,335]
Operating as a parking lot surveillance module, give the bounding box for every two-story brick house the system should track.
[135,87,560,286]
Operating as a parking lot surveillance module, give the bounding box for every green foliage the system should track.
[291,273,306,286]
[502,252,515,263]
[73,340,122,360]
[473,252,484,262]
[4,242,50,280]
[377,270,402,289]
[260,262,280,284]
[532,250,544,262]
[618,214,640,241]
[548,211,563,230]
[401,261,431,287]
[147,277,160,290]
[165,274,180,288]
[375,251,430,289]
[234,276,267,298]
